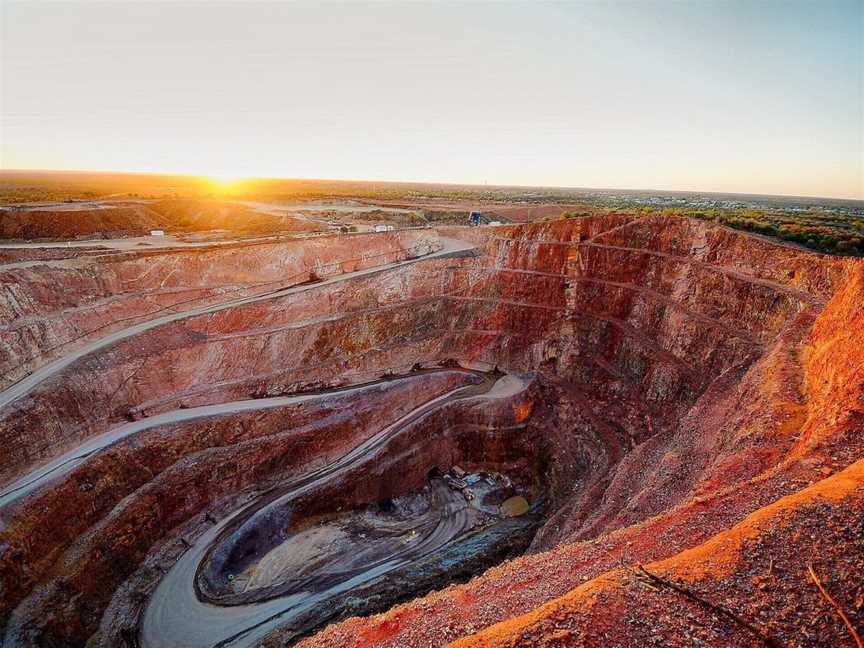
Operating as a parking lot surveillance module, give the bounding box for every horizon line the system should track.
[1,167,862,204]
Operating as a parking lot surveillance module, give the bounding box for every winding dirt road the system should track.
[0,379,418,508]
[139,372,518,648]
[0,236,473,418]
[0,233,503,648]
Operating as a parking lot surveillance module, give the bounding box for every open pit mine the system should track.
[0,215,862,648]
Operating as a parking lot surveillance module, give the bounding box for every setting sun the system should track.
[204,174,248,193]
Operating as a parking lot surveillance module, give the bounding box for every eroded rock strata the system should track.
[0,216,861,647]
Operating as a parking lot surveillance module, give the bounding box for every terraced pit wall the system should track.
[0,230,439,390]
[0,230,440,482]
[1,215,861,647]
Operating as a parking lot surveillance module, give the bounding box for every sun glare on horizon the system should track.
[204,174,249,193]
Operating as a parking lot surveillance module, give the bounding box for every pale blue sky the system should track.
[1,0,862,198]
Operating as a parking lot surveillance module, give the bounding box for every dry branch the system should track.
[807,563,863,648]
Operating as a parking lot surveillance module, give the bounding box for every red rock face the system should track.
[0,230,437,390]
[297,218,862,648]
[0,215,862,647]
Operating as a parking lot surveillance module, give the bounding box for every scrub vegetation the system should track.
[660,207,864,256]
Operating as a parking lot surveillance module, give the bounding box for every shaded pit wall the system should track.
[0,230,438,389]
[1,215,858,648]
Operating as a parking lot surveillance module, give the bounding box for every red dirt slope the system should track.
[294,218,863,648]
[0,199,320,240]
